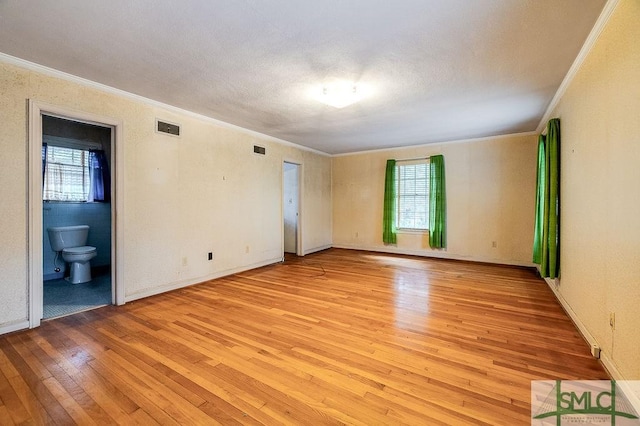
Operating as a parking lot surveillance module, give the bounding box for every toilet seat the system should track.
[62,246,97,263]
[62,246,97,255]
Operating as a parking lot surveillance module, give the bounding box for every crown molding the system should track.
[333,131,538,158]
[536,0,620,132]
[0,52,331,157]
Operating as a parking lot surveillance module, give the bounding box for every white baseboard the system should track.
[542,277,640,413]
[601,351,640,410]
[303,244,332,256]
[543,276,600,352]
[124,256,283,303]
[616,379,640,416]
[0,320,30,335]
[332,243,535,268]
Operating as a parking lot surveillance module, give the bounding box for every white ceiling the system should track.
[0,0,606,154]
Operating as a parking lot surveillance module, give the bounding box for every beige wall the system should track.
[550,0,640,381]
[0,60,332,330]
[332,133,538,265]
[2,0,637,387]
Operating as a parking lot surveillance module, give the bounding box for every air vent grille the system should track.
[156,120,180,136]
[253,145,266,155]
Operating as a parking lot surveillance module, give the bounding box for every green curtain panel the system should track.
[533,134,546,264]
[382,159,397,244]
[533,118,560,278]
[428,155,446,249]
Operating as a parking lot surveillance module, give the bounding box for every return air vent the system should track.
[253,145,266,155]
[156,119,180,136]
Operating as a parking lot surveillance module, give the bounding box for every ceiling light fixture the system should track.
[317,81,365,108]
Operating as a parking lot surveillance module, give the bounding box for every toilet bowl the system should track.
[47,225,98,284]
[62,246,97,284]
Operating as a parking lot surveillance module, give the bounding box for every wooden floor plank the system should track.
[0,249,607,424]
[1,341,68,424]
[41,321,141,423]
[0,366,30,426]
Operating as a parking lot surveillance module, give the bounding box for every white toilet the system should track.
[47,225,97,284]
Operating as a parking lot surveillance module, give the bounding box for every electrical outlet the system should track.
[182,257,188,267]
[609,312,615,330]
[208,252,213,261]
[245,245,250,253]
[492,241,497,248]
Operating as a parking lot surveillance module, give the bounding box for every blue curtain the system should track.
[89,150,111,202]
[41,143,47,185]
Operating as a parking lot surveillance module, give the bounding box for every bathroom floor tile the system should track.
[43,271,111,319]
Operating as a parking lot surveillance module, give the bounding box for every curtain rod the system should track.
[395,156,430,163]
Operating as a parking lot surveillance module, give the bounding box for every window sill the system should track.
[396,228,429,234]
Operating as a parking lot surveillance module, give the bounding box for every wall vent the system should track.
[156,119,180,136]
[253,145,266,155]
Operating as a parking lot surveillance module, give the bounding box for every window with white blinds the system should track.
[43,146,90,202]
[396,160,430,230]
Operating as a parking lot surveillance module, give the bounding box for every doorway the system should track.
[28,101,123,328]
[41,116,113,319]
[283,162,301,256]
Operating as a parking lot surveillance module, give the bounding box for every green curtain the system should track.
[382,159,397,244]
[533,118,560,278]
[532,135,546,264]
[428,155,446,249]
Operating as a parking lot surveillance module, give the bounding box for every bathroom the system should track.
[42,115,112,319]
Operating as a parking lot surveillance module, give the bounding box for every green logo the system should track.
[532,380,639,425]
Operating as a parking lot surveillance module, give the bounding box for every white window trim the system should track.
[395,159,430,232]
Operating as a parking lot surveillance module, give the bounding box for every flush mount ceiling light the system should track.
[316,81,367,108]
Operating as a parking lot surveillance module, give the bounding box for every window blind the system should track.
[396,161,430,230]
[43,146,90,201]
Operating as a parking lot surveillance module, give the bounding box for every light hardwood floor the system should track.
[0,249,607,425]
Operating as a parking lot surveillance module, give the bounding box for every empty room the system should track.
[0,0,638,424]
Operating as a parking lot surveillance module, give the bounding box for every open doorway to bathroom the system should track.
[41,115,113,319]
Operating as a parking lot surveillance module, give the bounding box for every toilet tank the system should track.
[47,225,90,251]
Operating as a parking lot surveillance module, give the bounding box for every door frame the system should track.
[282,160,303,257]
[28,100,124,328]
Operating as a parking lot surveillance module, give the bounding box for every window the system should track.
[396,160,430,230]
[43,146,90,201]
